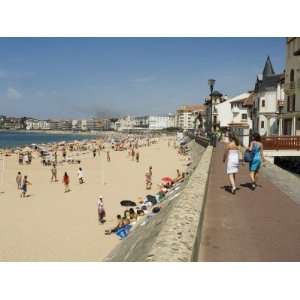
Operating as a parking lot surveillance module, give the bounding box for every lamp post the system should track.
[208,79,215,145]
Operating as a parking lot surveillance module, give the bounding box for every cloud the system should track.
[7,87,22,99]
[132,76,156,83]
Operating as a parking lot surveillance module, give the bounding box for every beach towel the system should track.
[115,224,132,239]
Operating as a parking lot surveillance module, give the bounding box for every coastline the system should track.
[0,130,124,151]
[0,129,114,135]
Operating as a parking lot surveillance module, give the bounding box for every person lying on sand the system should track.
[105,215,123,235]
[128,208,138,221]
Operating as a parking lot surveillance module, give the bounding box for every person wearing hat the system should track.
[97,196,106,224]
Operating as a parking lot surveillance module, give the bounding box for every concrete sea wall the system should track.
[104,141,213,262]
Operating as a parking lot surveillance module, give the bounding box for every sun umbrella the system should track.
[120,200,137,207]
[161,176,173,182]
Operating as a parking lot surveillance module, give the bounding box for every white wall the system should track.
[215,92,251,128]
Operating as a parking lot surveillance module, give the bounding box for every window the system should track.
[292,94,296,111]
[287,96,290,112]
[242,114,247,120]
[261,99,265,107]
[261,121,264,129]
[290,69,295,82]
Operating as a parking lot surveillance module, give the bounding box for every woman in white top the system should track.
[223,133,240,194]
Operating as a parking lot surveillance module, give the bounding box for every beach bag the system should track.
[152,207,160,214]
[244,150,253,162]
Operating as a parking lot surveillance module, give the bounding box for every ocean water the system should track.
[0,131,98,149]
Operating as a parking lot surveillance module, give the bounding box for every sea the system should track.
[0,131,98,149]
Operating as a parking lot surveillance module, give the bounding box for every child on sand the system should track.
[63,172,70,192]
[97,196,106,224]
[16,171,22,190]
[21,176,31,198]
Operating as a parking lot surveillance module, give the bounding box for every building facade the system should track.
[252,56,284,136]
[280,37,300,136]
[204,91,227,133]
[215,92,253,146]
[148,114,175,130]
[176,104,206,131]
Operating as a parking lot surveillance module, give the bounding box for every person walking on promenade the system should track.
[16,171,22,190]
[223,133,240,195]
[63,172,70,192]
[248,132,265,190]
[93,148,96,158]
[21,175,31,198]
[51,164,58,182]
[97,196,106,224]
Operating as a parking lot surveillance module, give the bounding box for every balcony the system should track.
[284,82,295,96]
[277,99,285,108]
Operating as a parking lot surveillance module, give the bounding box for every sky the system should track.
[0,37,285,119]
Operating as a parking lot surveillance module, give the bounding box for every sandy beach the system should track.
[0,136,186,261]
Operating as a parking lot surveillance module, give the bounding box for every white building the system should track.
[252,56,284,136]
[115,116,136,131]
[26,119,50,130]
[204,91,227,133]
[148,114,175,130]
[215,92,253,146]
[176,104,206,130]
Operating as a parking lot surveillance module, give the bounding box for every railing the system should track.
[194,134,210,148]
[262,136,300,150]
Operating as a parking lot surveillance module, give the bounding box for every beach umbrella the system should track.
[161,176,173,182]
[120,200,137,207]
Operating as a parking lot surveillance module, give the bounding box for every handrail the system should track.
[262,136,300,150]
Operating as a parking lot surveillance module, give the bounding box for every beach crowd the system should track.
[2,133,190,242]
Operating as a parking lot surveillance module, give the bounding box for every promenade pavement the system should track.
[198,142,300,261]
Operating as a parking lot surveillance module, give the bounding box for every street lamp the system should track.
[208,79,215,134]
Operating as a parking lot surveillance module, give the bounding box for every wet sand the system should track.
[0,137,185,261]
